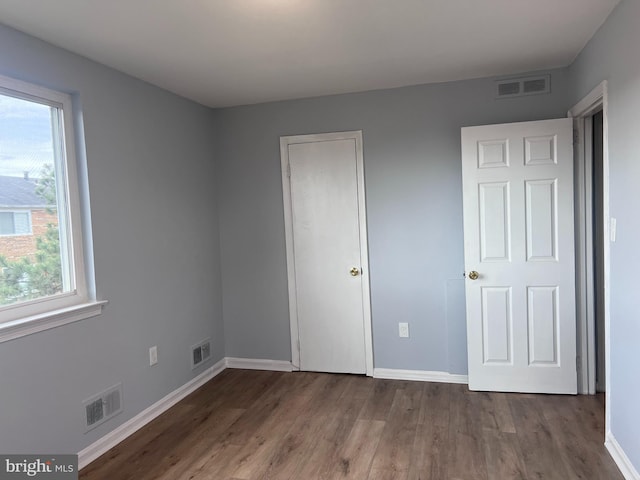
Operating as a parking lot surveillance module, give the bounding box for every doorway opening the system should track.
[591,109,606,392]
[570,81,610,416]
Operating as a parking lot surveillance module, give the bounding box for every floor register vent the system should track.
[191,338,211,369]
[83,383,123,431]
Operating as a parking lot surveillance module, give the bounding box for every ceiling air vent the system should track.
[496,75,550,99]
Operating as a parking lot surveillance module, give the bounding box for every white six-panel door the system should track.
[280,131,372,375]
[461,118,577,393]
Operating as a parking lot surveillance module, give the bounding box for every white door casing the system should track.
[569,80,610,398]
[461,118,577,394]
[280,131,373,375]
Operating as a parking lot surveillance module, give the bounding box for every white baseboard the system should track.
[225,357,293,372]
[606,432,640,480]
[78,357,226,470]
[373,368,468,384]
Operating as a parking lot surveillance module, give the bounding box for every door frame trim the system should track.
[279,130,374,376]
[568,81,610,422]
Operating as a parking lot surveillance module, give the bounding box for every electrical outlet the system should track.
[149,345,158,366]
[399,322,409,338]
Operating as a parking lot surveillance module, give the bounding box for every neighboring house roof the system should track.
[0,175,50,208]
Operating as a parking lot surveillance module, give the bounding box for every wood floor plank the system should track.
[80,371,621,480]
[327,419,385,479]
[176,443,244,480]
[288,412,351,479]
[508,395,571,480]
[369,381,423,476]
[143,407,246,480]
[539,395,624,480]
[407,422,448,480]
[78,402,197,480]
[132,405,247,480]
[98,369,237,465]
[216,376,298,447]
[213,370,284,410]
[341,374,375,400]
[254,404,331,480]
[358,379,402,421]
[446,386,489,480]
[417,382,450,428]
[481,429,527,480]
[305,373,354,417]
[407,382,450,480]
[368,467,409,480]
[477,391,516,433]
[289,378,367,480]
[228,393,313,479]
[311,384,377,480]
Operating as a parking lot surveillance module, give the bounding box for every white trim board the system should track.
[225,357,293,371]
[568,81,611,441]
[78,357,226,470]
[606,433,640,480]
[373,368,468,384]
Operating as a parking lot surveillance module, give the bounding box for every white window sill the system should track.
[0,300,108,344]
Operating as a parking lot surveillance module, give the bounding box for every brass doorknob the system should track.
[350,267,360,277]
[468,271,479,280]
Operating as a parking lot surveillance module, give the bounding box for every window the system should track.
[0,74,103,341]
[0,211,32,235]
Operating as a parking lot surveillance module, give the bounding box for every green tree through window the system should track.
[0,165,62,305]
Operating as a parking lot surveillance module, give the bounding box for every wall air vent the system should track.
[523,77,549,94]
[498,81,521,97]
[83,383,123,432]
[496,75,550,99]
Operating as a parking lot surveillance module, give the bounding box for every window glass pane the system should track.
[14,212,31,235]
[0,212,14,235]
[0,93,68,306]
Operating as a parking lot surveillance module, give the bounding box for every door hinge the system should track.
[286,163,291,178]
[573,128,579,145]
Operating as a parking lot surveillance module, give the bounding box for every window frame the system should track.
[0,73,105,342]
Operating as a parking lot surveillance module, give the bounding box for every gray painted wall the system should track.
[217,71,571,373]
[2,4,637,474]
[568,0,640,471]
[0,24,224,454]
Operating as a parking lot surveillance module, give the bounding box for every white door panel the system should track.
[462,118,576,394]
[281,132,371,375]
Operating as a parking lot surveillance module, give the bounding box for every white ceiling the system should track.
[0,0,619,108]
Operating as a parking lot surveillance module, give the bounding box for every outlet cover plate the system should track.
[399,322,409,338]
[149,346,158,366]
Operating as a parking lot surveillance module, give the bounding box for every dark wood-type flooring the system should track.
[80,369,623,480]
